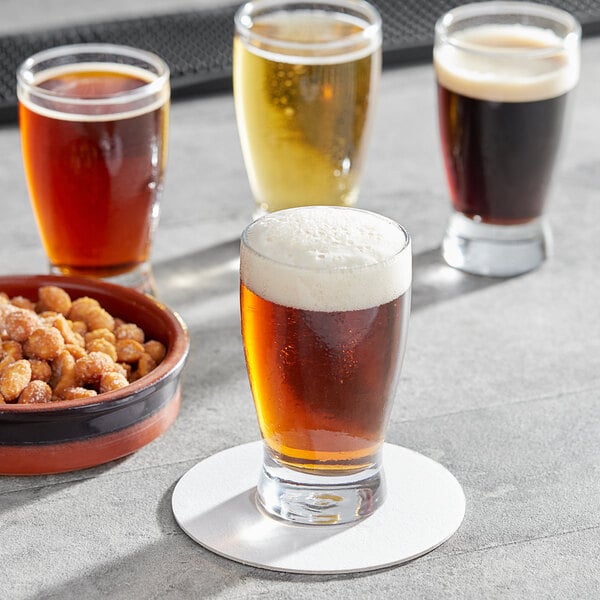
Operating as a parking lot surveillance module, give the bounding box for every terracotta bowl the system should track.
[0,274,189,475]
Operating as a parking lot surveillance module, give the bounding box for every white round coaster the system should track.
[172,441,465,574]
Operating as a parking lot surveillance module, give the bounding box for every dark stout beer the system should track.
[435,24,578,225]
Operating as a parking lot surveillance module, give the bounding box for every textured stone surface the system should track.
[1,3,599,598]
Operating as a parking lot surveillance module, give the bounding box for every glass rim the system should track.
[435,1,581,59]
[241,206,411,275]
[16,43,170,108]
[234,0,382,56]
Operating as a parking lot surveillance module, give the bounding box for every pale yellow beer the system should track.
[233,0,381,214]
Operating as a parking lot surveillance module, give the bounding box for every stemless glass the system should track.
[17,44,170,294]
[233,0,382,215]
[434,2,580,276]
[240,206,412,524]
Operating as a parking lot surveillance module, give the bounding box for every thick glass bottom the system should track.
[442,212,551,277]
[256,444,386,525]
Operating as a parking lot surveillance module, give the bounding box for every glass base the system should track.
[442,212,552,277]
[256,445,386,525]
[49,261,157,296]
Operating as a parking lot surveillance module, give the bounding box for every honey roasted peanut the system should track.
[0,286,166,404]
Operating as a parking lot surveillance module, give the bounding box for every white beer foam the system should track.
[434,24,579,102]
[241,206,411,312]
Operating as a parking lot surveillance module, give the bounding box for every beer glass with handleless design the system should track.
[233,0,382,215]
[240,206,411,524]
[435,2,580,276]
[18,44,170,294]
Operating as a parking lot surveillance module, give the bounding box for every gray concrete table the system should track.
[1,2,599,598]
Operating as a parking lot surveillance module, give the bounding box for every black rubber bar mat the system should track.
[1,0,600,123]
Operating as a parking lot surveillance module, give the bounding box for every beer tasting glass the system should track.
[17,44,170,294]
[434,2,580,277]
[240,206,412,525]
[233,0,382,215]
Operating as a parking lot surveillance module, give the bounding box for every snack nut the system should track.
[0,286,166,404]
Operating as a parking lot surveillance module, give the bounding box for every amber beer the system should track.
[240,207,411,476]
[233,1,381,213]
[18,46,169,283]
[435,23,579,225]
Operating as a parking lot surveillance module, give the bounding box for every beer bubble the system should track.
[280,344,298,366]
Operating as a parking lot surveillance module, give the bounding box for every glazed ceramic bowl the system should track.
[0,274,189,475]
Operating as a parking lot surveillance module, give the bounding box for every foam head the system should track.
[240,206,411,312]
[434,24,580,102]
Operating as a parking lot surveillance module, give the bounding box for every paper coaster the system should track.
[172,441,465,574]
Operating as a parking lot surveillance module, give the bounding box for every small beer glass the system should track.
[240,206,411,524]
[17,44,170,294]
[434,2,580,276]
[233,0,382,215]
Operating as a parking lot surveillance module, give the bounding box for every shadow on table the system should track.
[27,478,390,600]
[152,238,240,312]
[411,247,506,312]
[0,455,131,516]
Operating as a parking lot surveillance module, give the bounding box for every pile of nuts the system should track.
[0,286,166,404]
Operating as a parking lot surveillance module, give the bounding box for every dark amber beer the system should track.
[240,206,411,524]
[241,286,409,472]
[18,45,170,290]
